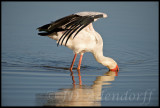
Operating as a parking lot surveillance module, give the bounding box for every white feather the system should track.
[75,11,107,18]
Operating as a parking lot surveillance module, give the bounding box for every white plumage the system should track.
[37,11,119,71]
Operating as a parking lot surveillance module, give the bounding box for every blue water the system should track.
[2,2,159,106]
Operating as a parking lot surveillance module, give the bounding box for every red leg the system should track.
[77,54,83,70]
[77,69,82,85]
[70,70,76,87]
[70,54,77,71]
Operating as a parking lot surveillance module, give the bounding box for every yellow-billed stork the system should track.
[37,11,119,71]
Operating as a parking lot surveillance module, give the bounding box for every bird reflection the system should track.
[36,70,118,106]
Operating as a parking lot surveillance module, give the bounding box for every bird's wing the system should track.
[37,13,104,46]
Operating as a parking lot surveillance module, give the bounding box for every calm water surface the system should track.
[2,2,158,106]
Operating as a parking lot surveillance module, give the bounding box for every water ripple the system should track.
[112,47,158,72]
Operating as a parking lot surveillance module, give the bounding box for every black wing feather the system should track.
[73,17,94,39]
[48,15,80,31]
[37,14,80,35]
[60,24,81,46]
[57,23,80,46]
[57,16,94,46]
[38,28,65,36]
[64,24,82,46]
[58,20,83,46]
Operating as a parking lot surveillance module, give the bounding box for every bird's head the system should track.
[109,64,119,72]
[100,57,119,72]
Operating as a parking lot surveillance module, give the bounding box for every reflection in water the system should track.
[36,70,118,106]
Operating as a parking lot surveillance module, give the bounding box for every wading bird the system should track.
[37,11,119,71]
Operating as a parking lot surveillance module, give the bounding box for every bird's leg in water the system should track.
[77,69,82,85]
[70,54,77,71]
[77,54,83,70]
[70,70,76,87]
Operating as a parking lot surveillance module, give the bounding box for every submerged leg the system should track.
[70,70,76,87]
[70,53,77,71]
[77,54,83,70]
[77,69,82,85]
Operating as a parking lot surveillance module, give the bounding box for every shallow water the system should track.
[2,2,158,106]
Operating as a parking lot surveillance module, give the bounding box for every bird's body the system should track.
[37,11,119,71]
[48,23,97,54]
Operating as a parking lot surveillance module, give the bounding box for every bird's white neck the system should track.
[92,48,117,70]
